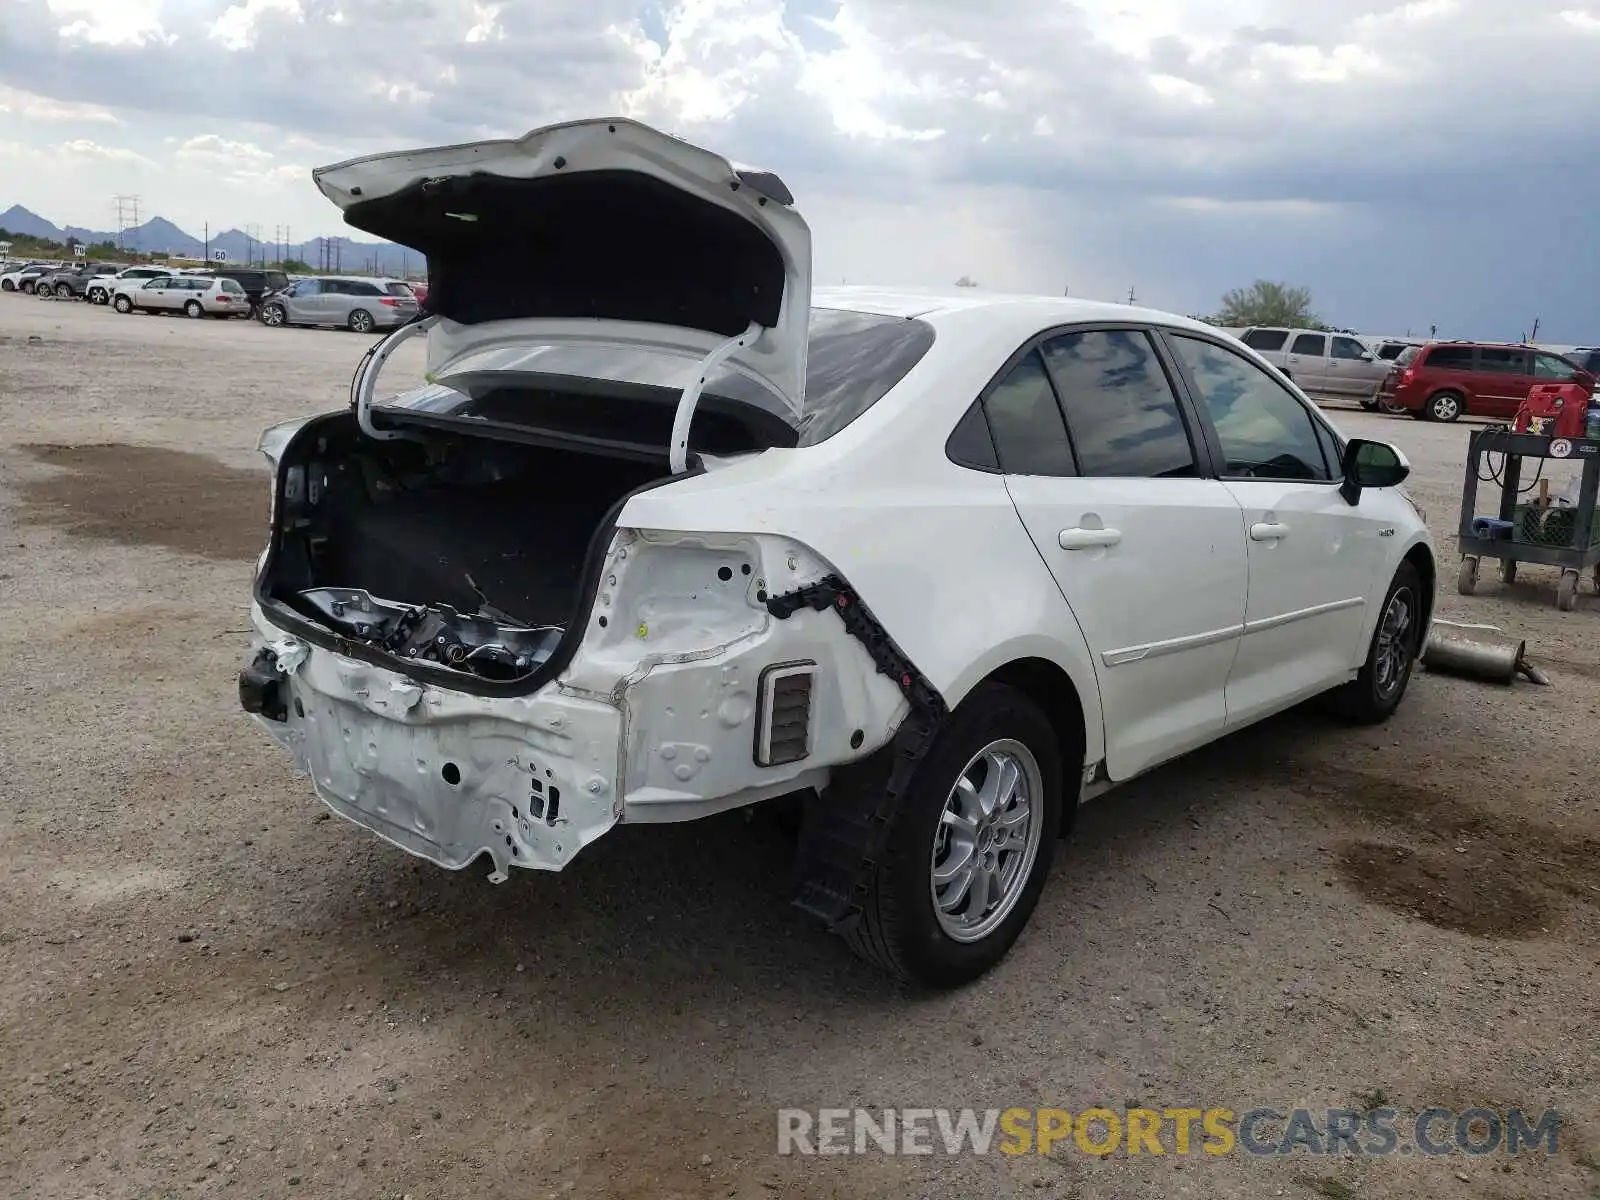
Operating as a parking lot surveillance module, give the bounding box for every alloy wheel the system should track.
[930,738,1045,943]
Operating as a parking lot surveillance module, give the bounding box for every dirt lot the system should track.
[1,296,1597,1200]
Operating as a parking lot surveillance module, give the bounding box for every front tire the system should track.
[1330,561,1423,724]
[1,279,14,292]
[845,682,1062,988]
[261,303,286,327]
[112,294,133,313]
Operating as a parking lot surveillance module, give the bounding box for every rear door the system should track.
[1283,331,1329,391]
[1161,332,1386,724]
[1475,346,1531,416]
[993,327,1247,780]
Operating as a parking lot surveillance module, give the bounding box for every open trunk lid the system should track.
[312,117,813,423]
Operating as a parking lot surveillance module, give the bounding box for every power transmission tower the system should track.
[113,194,141,250]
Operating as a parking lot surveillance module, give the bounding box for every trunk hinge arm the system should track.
[670,319,763,474]
[354,314,442,441]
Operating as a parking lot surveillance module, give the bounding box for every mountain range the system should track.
[0,204,420,276]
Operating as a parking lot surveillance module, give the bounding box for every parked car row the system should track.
[1375,340,1598,422]
[2,258,428,333]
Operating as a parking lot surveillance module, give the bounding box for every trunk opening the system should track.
[260,411,669,687]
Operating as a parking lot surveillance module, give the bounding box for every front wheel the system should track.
[260,303,286,327]
[37,283,56,299]
[0,279,14,292]
[87,287,105,304]
[112,294,133,313]
[1329,561,1423,724]
[844,682,1062,988]
[1360,397,1380,411]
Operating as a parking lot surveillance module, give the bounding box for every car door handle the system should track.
[1059,527,1122,550]
[1249,521,1288,542]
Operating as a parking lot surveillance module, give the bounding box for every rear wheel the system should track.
[1556,570,1579,612]
[348,308,374,333]
[1426,390,1464,422]
[112,294,133,314]
[184,300,203,318]
[1330,561,1423,724]
[844,682,1062,988]
[21,280,37,294]
[1360,398,1380,412]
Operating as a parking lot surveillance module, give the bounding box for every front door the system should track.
[1283,331,1329,392]
[142,276,176,309]
[1325,334,1383,398]
[1162,332,1384,725]
[985,330,1247,779]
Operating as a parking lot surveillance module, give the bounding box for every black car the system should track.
[1562,347,1600,376]
[37,263,117,300]
[207,268,290,313]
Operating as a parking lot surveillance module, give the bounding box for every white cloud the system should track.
[0,83,121,123]
[50,0,170,45]
[210,0,303,51]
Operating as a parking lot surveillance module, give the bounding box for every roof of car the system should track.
[811,285,1220,338]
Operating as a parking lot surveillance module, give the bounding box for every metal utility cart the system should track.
[1456,427,1600,611]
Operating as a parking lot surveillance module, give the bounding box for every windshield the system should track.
[391,307,935,447]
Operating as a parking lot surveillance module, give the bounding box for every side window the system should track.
[293,279,322,297]
[1041,329,1196,478]
[1479,347,1529,374]
[945,400,1000,472]
[1330,336,1370,360]
[1242,329,1288,352]
[148,276,173,288]
[1425,346,1474,371]
[1289,332,1327,356]
[1533,353,1577,380]
[1168,334,1332,482]
[981,350,1077,477]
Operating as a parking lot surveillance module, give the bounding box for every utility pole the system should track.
[1127,285,1137,305]
[1528,317,1540,344]
[113,194,141,251]
[204,221,209,265]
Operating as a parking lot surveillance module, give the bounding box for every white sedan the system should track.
[112,274,251,318]
[239,118,1435,989]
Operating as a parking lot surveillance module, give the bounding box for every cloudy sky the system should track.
[1,0,1597,339]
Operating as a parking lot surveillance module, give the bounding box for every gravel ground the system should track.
[1,296,1597,1200]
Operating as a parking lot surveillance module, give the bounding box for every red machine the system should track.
[1513,383,1590,438]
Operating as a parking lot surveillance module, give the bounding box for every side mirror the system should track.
[1360,352,1375,362]
[1341,438,1410,505]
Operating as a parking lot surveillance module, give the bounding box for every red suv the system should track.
[1380,341,1595,422]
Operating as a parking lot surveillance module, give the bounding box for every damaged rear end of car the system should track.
[240,117,911,883]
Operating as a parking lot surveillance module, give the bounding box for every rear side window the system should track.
[1478,347,1529,374]
[386,282,415,297]
[221,279,245,294]
[1242,329,1288,352]
[1168,334,1331,482]
[1425,346,1474,371]
[1290,333,1327,356]
[981,351,1077,477]
[1042,329,1196,478]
